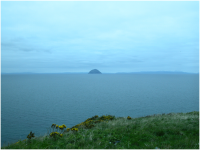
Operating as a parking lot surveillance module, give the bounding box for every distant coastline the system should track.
[1,71,198,75]
[115,71,198,74]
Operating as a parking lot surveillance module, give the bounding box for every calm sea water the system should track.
[1,74,199,146]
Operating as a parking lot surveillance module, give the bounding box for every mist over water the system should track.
[1,74,199,146]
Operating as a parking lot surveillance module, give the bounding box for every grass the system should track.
[2,111,199,149]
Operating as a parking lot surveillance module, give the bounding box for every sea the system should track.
[1,73,199,147]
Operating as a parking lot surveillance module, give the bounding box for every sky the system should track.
[1,1,199,73]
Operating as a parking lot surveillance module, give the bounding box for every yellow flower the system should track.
[62,124,67,128]
[50,132,56,136]
[72,128,78,131]
[56,125,58,128]
[60,134,63,137]
[51,124,56,128]
[59,125,64,129]
[127,116,131,120]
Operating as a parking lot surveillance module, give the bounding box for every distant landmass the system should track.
[88,69,102,74]
[115,71,196,74]
[1,71,198,75]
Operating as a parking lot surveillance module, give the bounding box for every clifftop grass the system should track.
[2,111,199,149]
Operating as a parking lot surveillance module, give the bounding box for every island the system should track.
[88,69,102,74]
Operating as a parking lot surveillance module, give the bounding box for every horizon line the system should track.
[1,71,199,74]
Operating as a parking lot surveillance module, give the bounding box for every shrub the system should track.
[49,123,67,140]
[72,128,78,132]
[27,131,35,139]
[26,131,35,144]
[127,116,131,120]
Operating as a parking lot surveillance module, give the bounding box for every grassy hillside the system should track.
[2,111,199,149]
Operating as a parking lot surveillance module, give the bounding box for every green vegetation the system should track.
[2,111,199,149]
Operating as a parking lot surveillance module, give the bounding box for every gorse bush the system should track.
[68,114,115,131]
[127,116,132,120]
[71,128,79,132]
[49,123,67,140]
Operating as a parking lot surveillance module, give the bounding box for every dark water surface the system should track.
[1,74,199,146]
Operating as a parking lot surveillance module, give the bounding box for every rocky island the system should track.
[88,69,102,74]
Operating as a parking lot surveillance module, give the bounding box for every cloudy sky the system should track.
[1,1,199,73]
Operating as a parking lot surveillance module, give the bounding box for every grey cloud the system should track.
[1,42,16,48]
[1,37,52,53]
